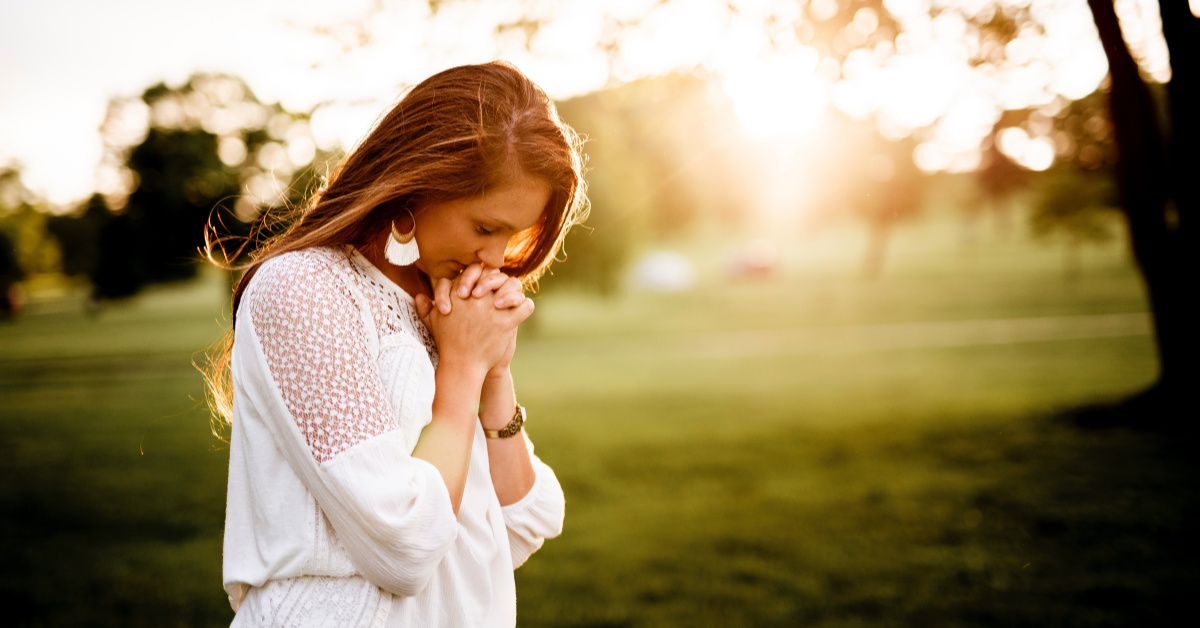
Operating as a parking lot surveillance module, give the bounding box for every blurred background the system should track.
[1,0,1195,626]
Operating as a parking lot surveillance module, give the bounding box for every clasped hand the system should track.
[413,264,533,377]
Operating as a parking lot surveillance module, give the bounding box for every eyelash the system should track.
[476,225,496,236]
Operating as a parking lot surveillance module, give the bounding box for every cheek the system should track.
[415,210,489,266]
[416,218,455,256]
[416,232,469,273]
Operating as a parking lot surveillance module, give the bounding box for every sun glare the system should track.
[722,51,828,143]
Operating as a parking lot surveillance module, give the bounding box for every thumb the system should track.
[434,277,453,315]
[414,293,434,323]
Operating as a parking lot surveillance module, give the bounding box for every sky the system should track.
[0,0,1177,207]
[0,0,507,205]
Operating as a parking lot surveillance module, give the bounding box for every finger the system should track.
[493,286,525,309]
[434,278,453,315]
[456,264,484,299]
[472,271,509,298]
[492,276,525,307]
[511,297,535,324]
[499,275,523,294]
[414,293,433,322]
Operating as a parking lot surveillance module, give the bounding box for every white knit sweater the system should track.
[223,245,565,628]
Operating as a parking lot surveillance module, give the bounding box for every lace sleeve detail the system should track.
[245,250,396,463]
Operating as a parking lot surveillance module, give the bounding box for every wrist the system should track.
[479,372,516,430]
[484,363,512,384]
[480,403,517,430]
[436,355,490,390]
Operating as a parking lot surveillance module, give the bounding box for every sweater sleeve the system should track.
[236,252,457,596]
[500,435,565,568]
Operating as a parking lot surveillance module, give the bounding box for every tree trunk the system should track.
[1154,1,1199,396]
[1156,2,1198,378]
[1158,0,1200,228]
[1085,0,1191,410]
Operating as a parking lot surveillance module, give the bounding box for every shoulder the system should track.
[242,246,360,320]
[247,247,354,298]
[253,246,350,287]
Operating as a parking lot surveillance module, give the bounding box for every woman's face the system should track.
[412,175,552,281]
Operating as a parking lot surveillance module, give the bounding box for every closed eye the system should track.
[476,224,497,236]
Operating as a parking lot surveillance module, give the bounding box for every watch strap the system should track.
[484,404,525,439]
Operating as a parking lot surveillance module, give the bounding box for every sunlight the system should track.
[997,126,1055,171]
[876,51,965,131]
[1113,0,1172,83]
[616,0,726,80]
[0,0,1183,204]
[722,50,828,143]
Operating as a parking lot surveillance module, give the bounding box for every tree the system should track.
[856,133,925,279]
[50,74,327,300]
[125,125,239,282]
[132,4,1187,395]
[493,0,1191,404]
[0,166,60,277]
[300,0,1046,279]
[0,166,60,317]
[1022,90,1121,280]
[0,228,20,318]
[1080,0,1195,419]
[497,0,1192,397]
[553,73,755,292]
[46,194,106,278]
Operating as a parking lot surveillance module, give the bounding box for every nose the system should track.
[477,239,506,269]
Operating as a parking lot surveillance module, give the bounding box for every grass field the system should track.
[2,217,1195,627]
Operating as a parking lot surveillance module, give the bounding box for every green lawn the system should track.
[2,221,1193,627]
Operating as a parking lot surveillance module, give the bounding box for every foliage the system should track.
[313,0,1059,283]
[975,110,1035,204]
[551,73,753,292]
[0,167,60,277]
[46,195,107,278]
[973,88,1122,247]
[125,127,240,283]
[47,74,329,299]
[551,71,936,287]
[1027,89,1120,247]
[1031,167,1119,245]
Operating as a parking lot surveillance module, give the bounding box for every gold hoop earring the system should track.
[385,209,419,266]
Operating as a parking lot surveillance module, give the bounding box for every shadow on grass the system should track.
[1063,381,1195,439]
[3,396,1197,627]
[923,401,1200,628]
[517,398,1200,628]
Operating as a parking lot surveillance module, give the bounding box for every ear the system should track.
[377,196,416,232]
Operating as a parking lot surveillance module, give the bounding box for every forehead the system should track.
[462,177,551,228]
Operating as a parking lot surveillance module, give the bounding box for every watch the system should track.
[484,404,525,439]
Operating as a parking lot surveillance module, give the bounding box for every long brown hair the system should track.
[203,61,588,433]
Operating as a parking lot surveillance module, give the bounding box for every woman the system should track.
[206,61,587,627]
